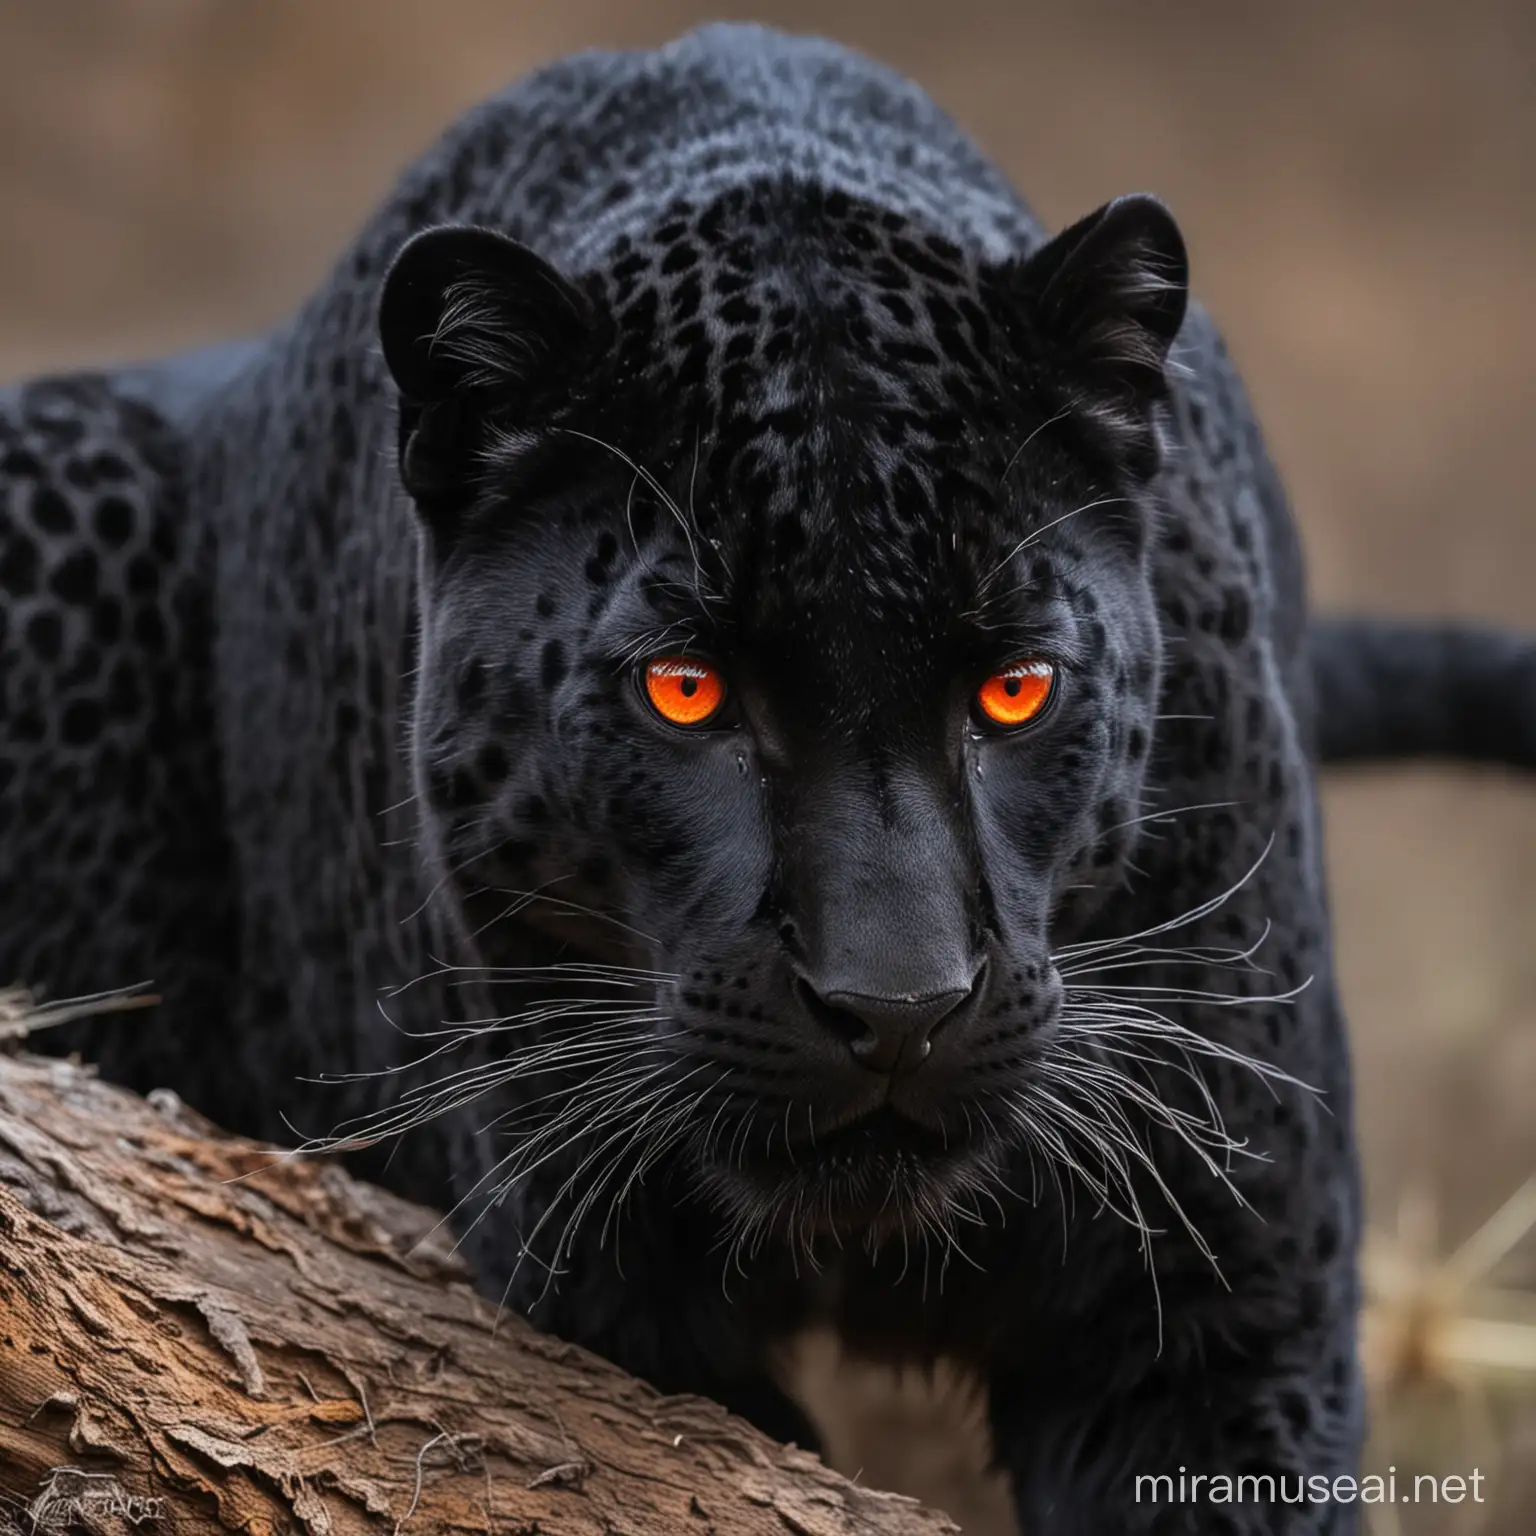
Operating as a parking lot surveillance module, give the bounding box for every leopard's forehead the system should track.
[593,179,1016,448]
[572,179,1081,630]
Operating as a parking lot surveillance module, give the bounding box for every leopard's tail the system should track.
[1308,617,1536,769]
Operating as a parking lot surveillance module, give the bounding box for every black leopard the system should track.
[3,24,1534,1534]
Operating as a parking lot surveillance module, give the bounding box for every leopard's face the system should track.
[383,185,1184,1236]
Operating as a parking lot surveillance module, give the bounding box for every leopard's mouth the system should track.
[790,1106,956,1165]
[702,1106,993,1235]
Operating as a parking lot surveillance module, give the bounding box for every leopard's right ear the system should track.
[378,225,593,518]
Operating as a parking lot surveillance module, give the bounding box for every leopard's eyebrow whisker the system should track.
[552,427,726,610]
[973,495,1132,599]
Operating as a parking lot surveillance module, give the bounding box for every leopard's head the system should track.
[378,185,1186,1244]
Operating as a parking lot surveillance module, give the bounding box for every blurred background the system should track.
[2,1,1532,1530]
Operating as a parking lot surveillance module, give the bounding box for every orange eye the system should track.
[976,660,1056,729]
[643,656,727,727]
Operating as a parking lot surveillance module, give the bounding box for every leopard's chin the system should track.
[698,1107,997,1238]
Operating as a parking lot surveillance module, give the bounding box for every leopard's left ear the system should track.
[378,225,594,526]
[379,224,591,403]
[1005,194,1188,474]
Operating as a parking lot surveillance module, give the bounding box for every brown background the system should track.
[1,2,1532,1531]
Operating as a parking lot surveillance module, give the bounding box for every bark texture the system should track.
[0,1048,959,1536]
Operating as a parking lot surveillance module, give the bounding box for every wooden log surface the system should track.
[0,1040,959,1536]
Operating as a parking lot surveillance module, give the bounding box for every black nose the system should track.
[798,978,973,1076]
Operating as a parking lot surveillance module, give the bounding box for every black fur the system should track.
[2,25,1533,1533]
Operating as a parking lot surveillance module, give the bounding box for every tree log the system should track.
[0,1048,959,1536]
